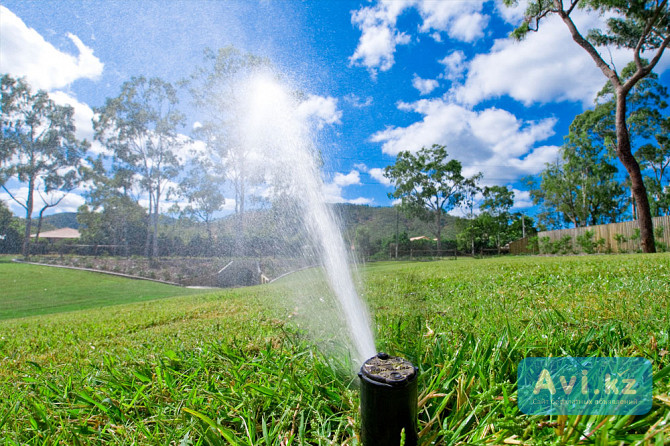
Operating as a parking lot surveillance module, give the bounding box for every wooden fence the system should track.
[509,215,670,254]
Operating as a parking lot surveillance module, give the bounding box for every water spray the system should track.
[359,352,418,446]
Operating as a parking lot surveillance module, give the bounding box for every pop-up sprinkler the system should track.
[359,352,418,446]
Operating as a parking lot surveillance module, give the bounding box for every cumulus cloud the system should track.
[349,0,414,75]
[0,6,103,90]
[451,10,669,107]
[368,167,393,186]
[412,74,439,95]
[297,94,343,129]
[322,170,372,205]
[48,91,108,155]
[349,0,489,74]
[370,98,559,181]
[439,51,467,81]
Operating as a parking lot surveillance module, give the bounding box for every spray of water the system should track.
[237,73,376,363]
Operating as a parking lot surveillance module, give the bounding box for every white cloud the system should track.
[452,10,668,107]
[333,170,361,187]
[297,94,342,128]
[439,51,467,81]
[0,6,103,91]
[349,0,489,74]
[511,188,534,209]
[370,98,558,182]
[344,93,373,108]
[48,91,107,155]
[321,170,372,205]
[368,167,392,186]
[412,74,439,95]
[349,0,414,75]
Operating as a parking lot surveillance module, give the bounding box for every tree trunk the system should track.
[153,189,160,258]
[615,93,656,253]
[435,208,442,256]
[22,177,35,259]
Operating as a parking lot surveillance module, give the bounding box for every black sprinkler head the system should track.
[358,352,418,446]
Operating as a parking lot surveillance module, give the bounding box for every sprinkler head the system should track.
[358,353,418,446]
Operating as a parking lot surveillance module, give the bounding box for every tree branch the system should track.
[1,185,28,211]
[554,0,621,88]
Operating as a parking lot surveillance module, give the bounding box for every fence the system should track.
[509,215,670,254]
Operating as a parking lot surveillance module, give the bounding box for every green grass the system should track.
[0,254,668,444]
[0,257,207,320]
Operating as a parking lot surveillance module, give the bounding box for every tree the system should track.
[480,185,515,254]
[188,47,270,253]
[94,76,184,259]
[0,201,21,253]
[528,132,626,228]
[384,144,466,253]
[638,118,670,214]
[179,156,226,244]
[460,173,483,255]
[506,0,669,252]
[78,156,146,256]
[0,75,87,257]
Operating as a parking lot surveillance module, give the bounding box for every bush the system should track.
[613,233,627,253]
[576,230,596,254]
[557,235,573,255]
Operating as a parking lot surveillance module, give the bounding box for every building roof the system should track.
[409,236,437,241]
[31,228,81,239]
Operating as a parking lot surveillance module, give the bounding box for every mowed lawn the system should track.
[0,254,669,444]
[0,257,208,320]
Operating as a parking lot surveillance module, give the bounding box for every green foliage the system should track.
[576,229,597,253]
[1,255,669,443]
[0,75,88,257]
[385,144,470,252]
[528,110,627,229]
[94,77,184,259]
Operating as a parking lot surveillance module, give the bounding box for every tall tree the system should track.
[179,155,226,245]
[94,76,184,259]
[384,144,466,253]
[528,132,627,228]
[0,75,87,257]
[505,0,669,252]
[480,185,515,254]
[188,47,270,253]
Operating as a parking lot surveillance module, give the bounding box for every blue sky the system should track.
[1,0,668,218]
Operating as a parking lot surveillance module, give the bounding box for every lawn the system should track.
[0,257,207,320]
[0,254,668,444]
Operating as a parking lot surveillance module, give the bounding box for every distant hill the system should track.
[42,212,79,229]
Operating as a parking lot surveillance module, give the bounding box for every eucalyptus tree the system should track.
[94,76,185,259]
[179,155,226,245]
[528,130,626,228]
[384,144,467,253]
[187,47,270,252]
[0,75,88,257]
[480,185,515,254]
[505,0,669,252]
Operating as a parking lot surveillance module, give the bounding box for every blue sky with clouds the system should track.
[1,0,668,217]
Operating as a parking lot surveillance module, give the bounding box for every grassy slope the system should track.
[0,258,207,320]
[0,255,669,444]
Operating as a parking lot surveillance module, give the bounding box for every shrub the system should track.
[576,230,596,254]
[613,233,627,253]
[557,235,573,255]
[527,236,539,254]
